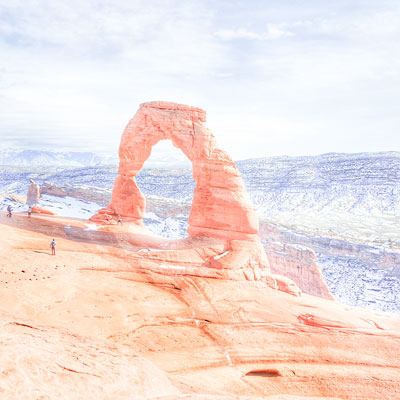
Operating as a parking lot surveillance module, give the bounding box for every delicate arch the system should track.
[96,101,259,240]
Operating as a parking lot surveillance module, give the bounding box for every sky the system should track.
[0,0,399,160]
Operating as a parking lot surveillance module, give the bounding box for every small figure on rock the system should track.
[105,214,111,222]
[117,215,123,225]
[28,206,32,218]
[7,205,12,218]
[50,239,56,256]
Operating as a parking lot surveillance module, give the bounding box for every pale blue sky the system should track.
[0,0,399,159]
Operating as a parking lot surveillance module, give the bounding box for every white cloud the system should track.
[214,24,293,41]
[0,0,399,158]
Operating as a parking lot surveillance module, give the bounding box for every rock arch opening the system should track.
[135,139,194,239]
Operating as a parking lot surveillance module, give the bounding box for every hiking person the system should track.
[117,215,123,225]
[28,206,32,218]
[7,205,12,218]
[50,239,56,256]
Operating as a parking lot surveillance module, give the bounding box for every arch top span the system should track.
[93,102,259,240]
[140,101,206,120]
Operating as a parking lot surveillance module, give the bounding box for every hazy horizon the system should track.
[1,1,400,160]
[1,142,399,164]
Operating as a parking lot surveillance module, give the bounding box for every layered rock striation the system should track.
[266,242,333,300]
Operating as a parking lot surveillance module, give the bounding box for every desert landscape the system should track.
[2,1,400,398]
[1,102,399,399]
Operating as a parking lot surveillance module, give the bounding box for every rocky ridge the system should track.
[238,152,400,247]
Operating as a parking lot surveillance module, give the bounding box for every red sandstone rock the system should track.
[90,101,279,292]
[266,242,333,300]
[0,321,179,399]
[0,214,399,399]
[27,179,40,205]
[93,102,259,240]
[31,206,56,215]
[9,194,27,204]
[272,273,302,296]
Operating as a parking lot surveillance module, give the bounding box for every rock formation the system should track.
[90,102,305,295]
[1,213,400,399]
[40,182,111,206]
[27,179,40,205]
[2,103,399,398]
[266,242,334,300]
[93,101,259,241]
[31,206,57,215]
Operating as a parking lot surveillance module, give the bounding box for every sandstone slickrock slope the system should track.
[0,317,180,399]
[0,213,399,399]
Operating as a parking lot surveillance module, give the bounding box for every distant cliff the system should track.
[237,151,400,247]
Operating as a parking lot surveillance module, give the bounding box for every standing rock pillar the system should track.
[27,179,40,205]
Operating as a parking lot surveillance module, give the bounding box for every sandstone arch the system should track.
[95,101,259,240]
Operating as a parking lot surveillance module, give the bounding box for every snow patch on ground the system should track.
[159,264,186,270]
[1,194,102,219]
[318,253,400,314]
[137,248,163,252]
[214,251,230,260]
[38,195,102,218]
[84,223,98,231]
[143,212,187,239]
